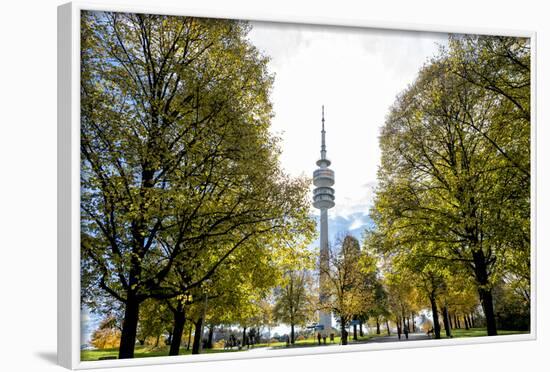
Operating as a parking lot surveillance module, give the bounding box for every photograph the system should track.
[78,9,531,363]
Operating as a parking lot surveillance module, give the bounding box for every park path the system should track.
[242,332,431,353]
[363,332,431,343]
[243,346,271,353]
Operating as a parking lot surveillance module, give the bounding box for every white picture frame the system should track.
[58,1,537,369]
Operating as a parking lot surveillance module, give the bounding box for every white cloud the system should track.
[248,22,446,222]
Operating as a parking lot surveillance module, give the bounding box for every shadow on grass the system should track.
[81,346,240,361]
[436,328,529,340]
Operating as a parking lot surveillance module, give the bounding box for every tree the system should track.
[322,235,375,345]
[448,37,531,308]
[448,36,530,177]
[492,278,530,331]
[137,298,172,347]
[383,268,418,340]
[368,280,390,335]
[273,269,316,344]
[80,11,315,358]
[371,35,530,336]
[256,297,277,344]
[90,316,121,349]
[362,230,391,336]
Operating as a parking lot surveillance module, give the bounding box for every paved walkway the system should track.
[364,332,431,343]
[243,333,431,353]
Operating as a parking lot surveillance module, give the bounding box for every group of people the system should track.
[223,333,257,350]
[223,334,240,350]
[316,332,335,345]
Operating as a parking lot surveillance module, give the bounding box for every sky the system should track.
[247,22,448,243]
[246,22,449,336]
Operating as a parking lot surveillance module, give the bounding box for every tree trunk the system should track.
[396,317,402,340]
[478,287,498,335]
[206,325,214,349]
[340,317,348,345]
[353,324,358,341]
[360,322,364,336]
[472,250,497,336]
[290,324,295,344]
[429,295,441,339]
[169,306,186,356]
[118,294,140,359]
[376,319,380,335]
[442,306,452,338]
[118,164,155,359]
[456,314,461,329]
[192,317,204,354]
[385,320,391,336]
[463,315,470,330]
[411,313,416,332]
[186,326,192,350]
[242,327,247,348]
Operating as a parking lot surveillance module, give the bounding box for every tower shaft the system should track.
[312,106,334,337]
[318,208,331,335]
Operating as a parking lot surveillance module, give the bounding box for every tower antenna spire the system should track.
[321,105,326,160]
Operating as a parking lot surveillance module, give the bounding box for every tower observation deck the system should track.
[313,106,335,209]
[313,106,334,337]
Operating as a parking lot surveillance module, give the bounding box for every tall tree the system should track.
[273,269,316,344]
[322,235,375,345]
[371,35,530,336]
[448,35,531,327]
[80,11,314,358]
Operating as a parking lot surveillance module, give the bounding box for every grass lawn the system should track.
[82,333,388,360]
[436,328,529,339]
[82,329,528,360]
[80,345,238,361]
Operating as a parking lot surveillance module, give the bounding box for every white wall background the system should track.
[0,0,547,371]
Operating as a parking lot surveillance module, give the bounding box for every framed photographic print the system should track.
[58,1,536,369]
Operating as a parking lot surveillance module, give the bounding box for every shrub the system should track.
[90,328,121,349]
[213,340,225,349]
